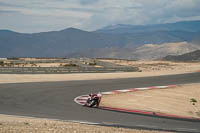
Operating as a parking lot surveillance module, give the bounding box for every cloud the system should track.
[81,0,200,30]
[0,9,20,14]
[0,10,84,33]
[0,0,200,32]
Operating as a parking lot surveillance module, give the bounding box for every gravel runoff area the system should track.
[1,61,200,84]
[100,83,200,119]
[0,115,172,133]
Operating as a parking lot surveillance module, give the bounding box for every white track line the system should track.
[74,95,89,105]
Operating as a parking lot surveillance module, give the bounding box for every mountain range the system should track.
[96,21,200,34]
[0,20,200,58]
[70,42,200,60]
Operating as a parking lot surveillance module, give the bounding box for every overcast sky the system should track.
[0,0,200,33]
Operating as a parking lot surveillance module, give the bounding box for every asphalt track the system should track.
[0,72,200,132]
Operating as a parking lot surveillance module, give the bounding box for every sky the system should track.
[0,0,200,33]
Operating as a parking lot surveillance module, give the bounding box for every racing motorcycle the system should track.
[85,93,101,107]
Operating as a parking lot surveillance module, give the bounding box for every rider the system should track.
[88,92,102,107]
[88,93,95,100]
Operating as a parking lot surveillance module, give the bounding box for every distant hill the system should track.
[163,50,200,61]
[0,28,122,57]
[70,42,200,60]
[96,20,200,34]
[0,20,200,58]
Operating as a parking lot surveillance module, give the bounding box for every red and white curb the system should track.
[74,95,89,105]
[74,85,200,121]
[74,84,200,122]
[74,85,177,106]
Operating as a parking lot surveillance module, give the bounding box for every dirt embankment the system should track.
[100,83,200,119]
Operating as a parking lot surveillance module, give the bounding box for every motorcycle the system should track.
[85,96,99,107]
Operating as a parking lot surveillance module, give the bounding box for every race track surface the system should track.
[0,72,200,132]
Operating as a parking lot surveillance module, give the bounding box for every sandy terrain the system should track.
[101,60,200,73]
[1,61,200,84]
[100,83,200,118]
[0,114,172,133]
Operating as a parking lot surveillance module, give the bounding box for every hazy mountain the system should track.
[70,42,200,60]
[0,28,122,57]
[0,21,200,58]
[163,50,200,61]
[131,42,200,60]
[96,20,200,34]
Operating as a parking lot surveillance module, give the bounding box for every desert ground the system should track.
[0,115,172,133]
[100,83,200,119]
[101,60,200,73]
[1,60,200,84]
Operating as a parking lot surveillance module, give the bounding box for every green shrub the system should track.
[63,63,77,67]
[88,62,96,65]
[190,98,197,105]
[0,61,4,66]
[24,122,29,125]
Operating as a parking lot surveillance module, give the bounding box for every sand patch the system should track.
[100,83,200,118]
[101,60,200,73]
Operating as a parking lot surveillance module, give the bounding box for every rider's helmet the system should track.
[97,92,102,97]
[89,93,94,97]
